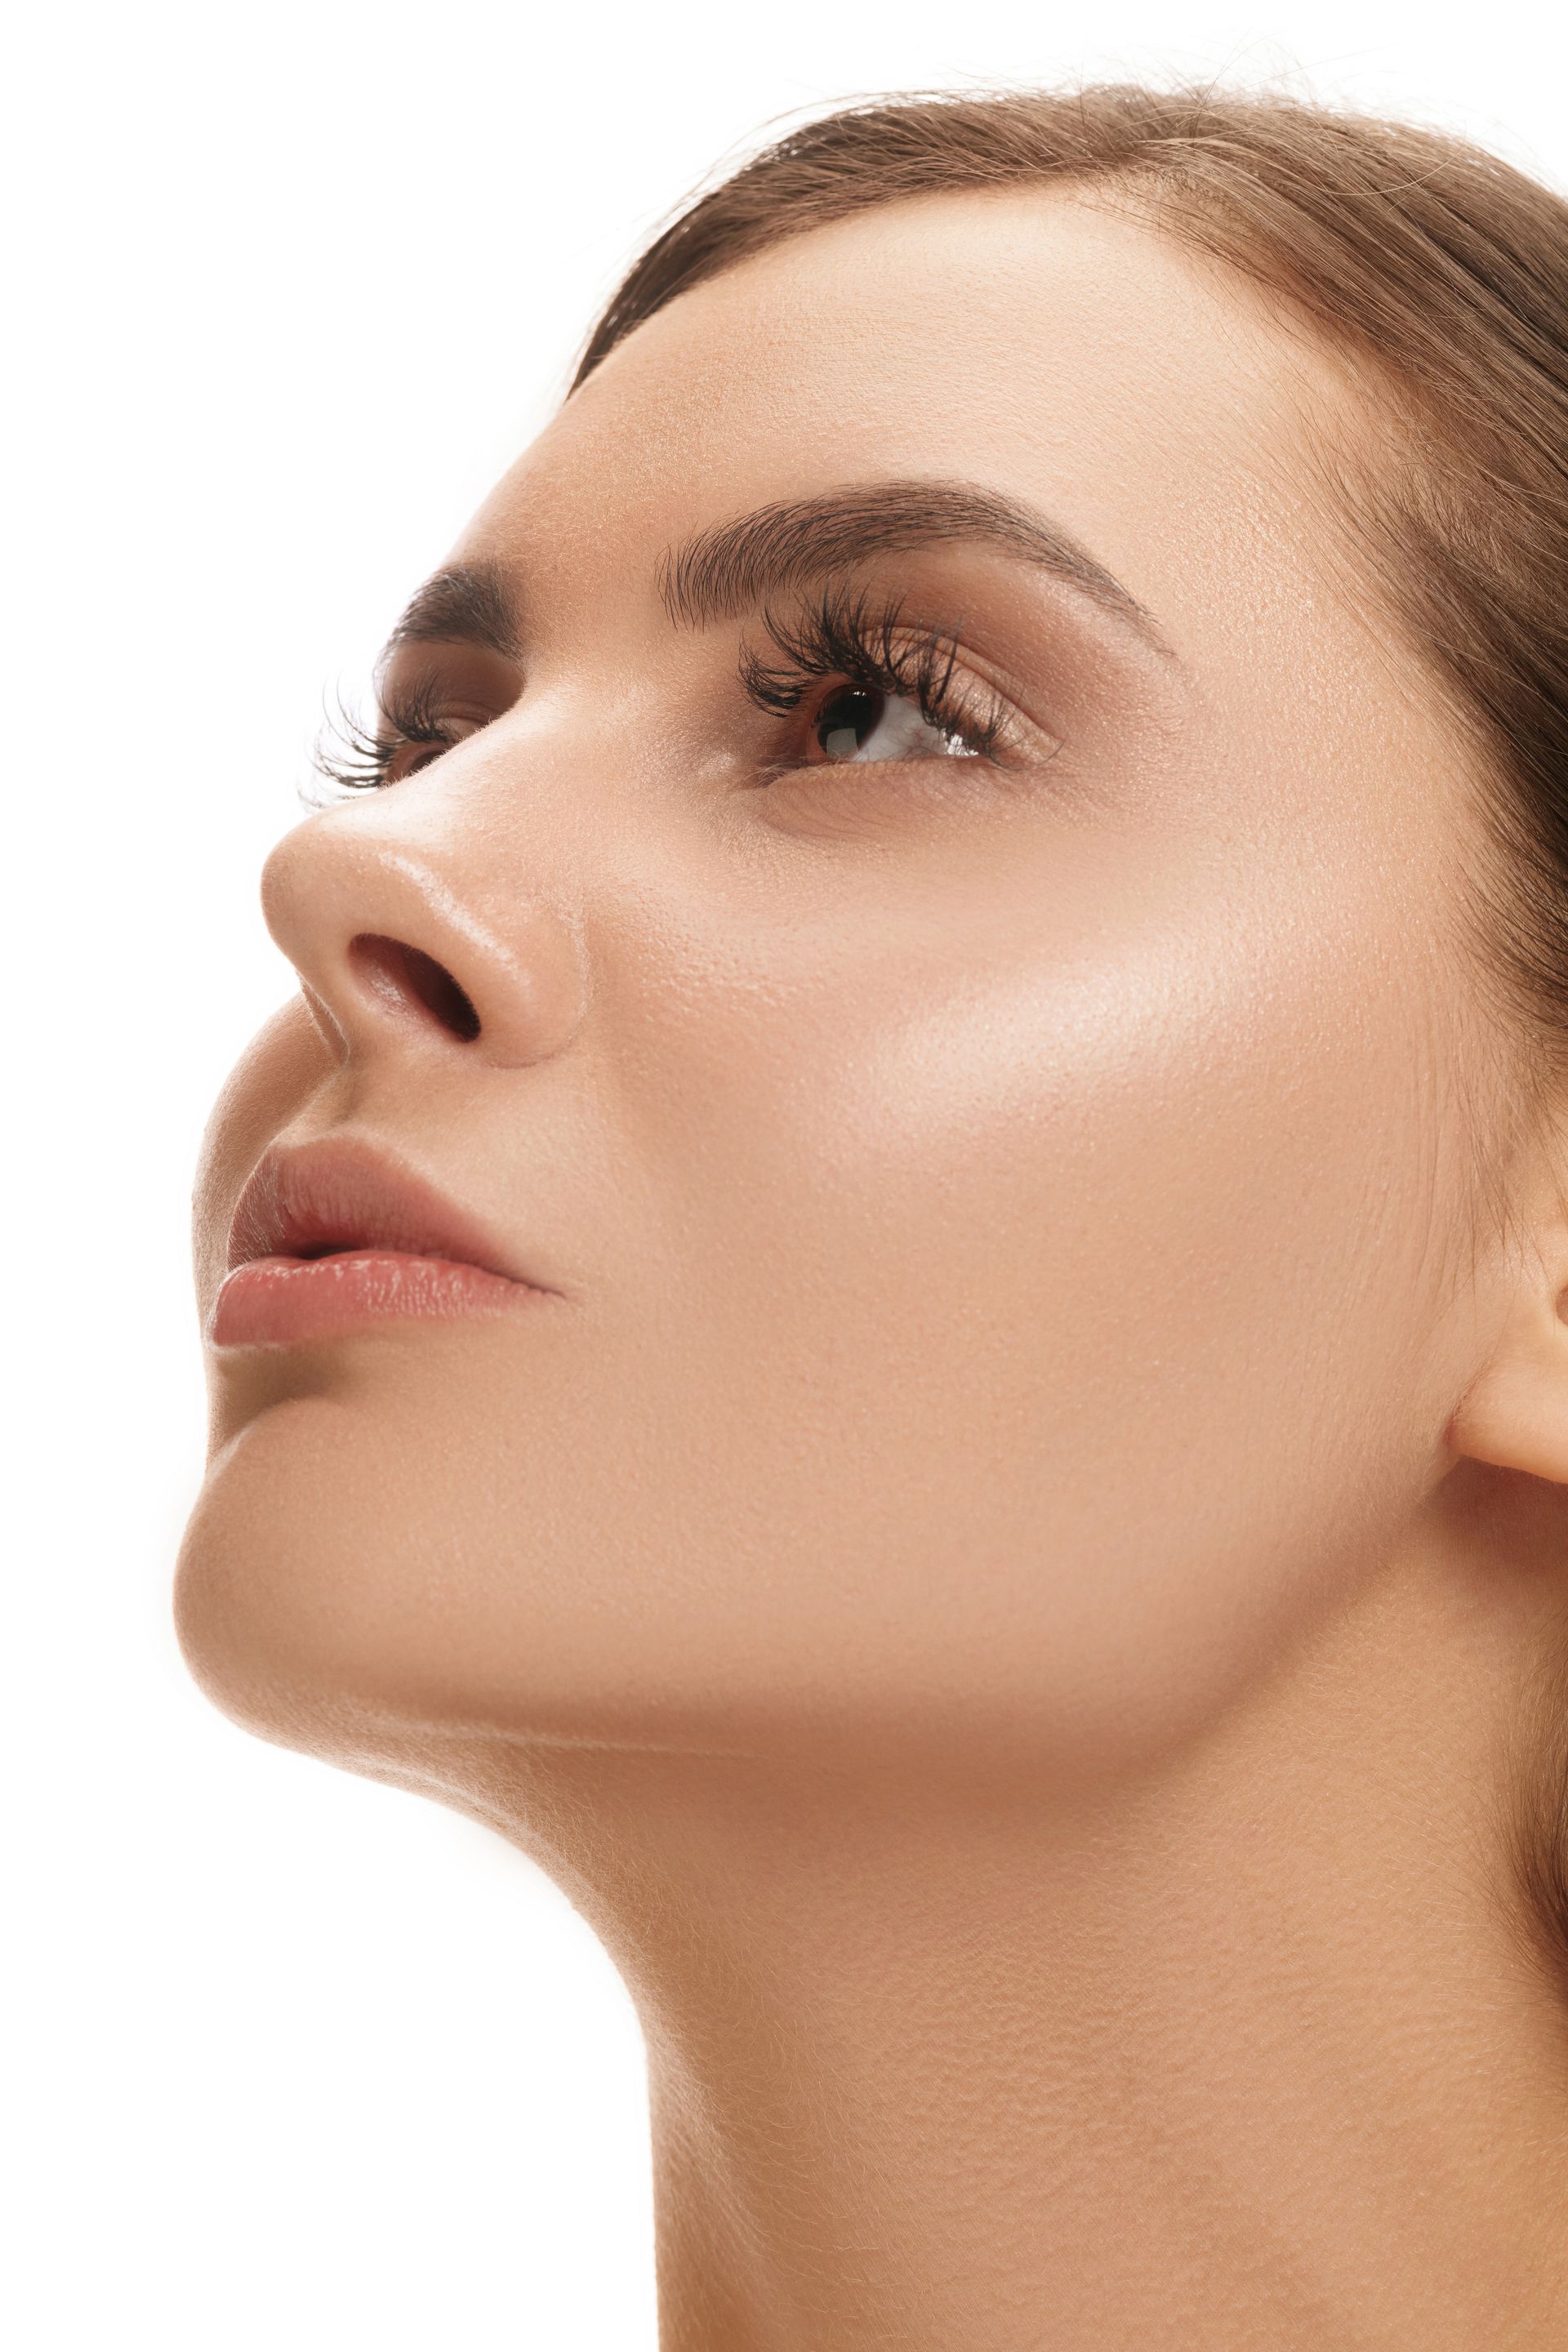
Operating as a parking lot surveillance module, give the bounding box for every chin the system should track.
[172,1338,754,1771]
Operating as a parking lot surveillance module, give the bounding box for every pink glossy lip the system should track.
[209,1137,555,1349]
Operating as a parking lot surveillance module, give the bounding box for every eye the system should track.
[311,654,518,799]
[811,683,980,764]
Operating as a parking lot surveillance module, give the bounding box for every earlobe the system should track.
[1448,1270,1568,1484]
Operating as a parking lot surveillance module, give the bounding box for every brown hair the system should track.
[570,82,1568,2005]
[572,84,1568,1120]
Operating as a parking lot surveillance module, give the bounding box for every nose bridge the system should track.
[260,798,589,1071]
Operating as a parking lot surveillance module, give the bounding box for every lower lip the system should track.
[208,1252,550,1348]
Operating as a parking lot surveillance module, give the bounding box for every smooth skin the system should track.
[178,189,1568,2348]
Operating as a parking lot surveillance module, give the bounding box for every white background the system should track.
[7,3,1566,2345]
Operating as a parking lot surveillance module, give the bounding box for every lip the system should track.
[209,1136,556,1349]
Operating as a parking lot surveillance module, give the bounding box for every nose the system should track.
[260,809,588,1071]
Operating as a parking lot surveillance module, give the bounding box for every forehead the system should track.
[460,189,1373,665]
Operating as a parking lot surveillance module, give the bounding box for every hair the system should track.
[568,81,1568,2012]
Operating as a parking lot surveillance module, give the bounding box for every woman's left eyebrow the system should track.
[657,477,1178,662]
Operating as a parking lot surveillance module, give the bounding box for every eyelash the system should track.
[739,582,1010,763]
[312,675,461,796]
[311,584,1014,796]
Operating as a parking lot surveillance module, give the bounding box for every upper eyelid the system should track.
[742,588,963,700]
[374,670,503,742]
[373,631,522,711]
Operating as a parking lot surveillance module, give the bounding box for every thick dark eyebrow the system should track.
[657,479,1175,658]
[377,559,520,670]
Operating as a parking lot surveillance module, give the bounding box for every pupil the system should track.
[816,686,883,760]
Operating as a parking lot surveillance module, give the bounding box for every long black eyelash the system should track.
[310,675,454,797]
[740,581,1009,758]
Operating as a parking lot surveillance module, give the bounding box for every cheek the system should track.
[604,834,1481,1757]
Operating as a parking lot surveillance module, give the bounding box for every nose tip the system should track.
[261,817,587,1071]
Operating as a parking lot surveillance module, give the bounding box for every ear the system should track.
[1449,1192,1568,1483]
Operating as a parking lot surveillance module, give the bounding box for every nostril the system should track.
[348,933,481,1044]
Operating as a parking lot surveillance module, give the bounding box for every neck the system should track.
[444,1515,1568,2350]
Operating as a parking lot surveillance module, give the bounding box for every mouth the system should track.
[208,1136,557,1349]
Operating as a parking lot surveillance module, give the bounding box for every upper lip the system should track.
[226,1136,546,1289]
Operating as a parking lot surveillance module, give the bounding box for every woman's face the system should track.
[177,189,1513,1770]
